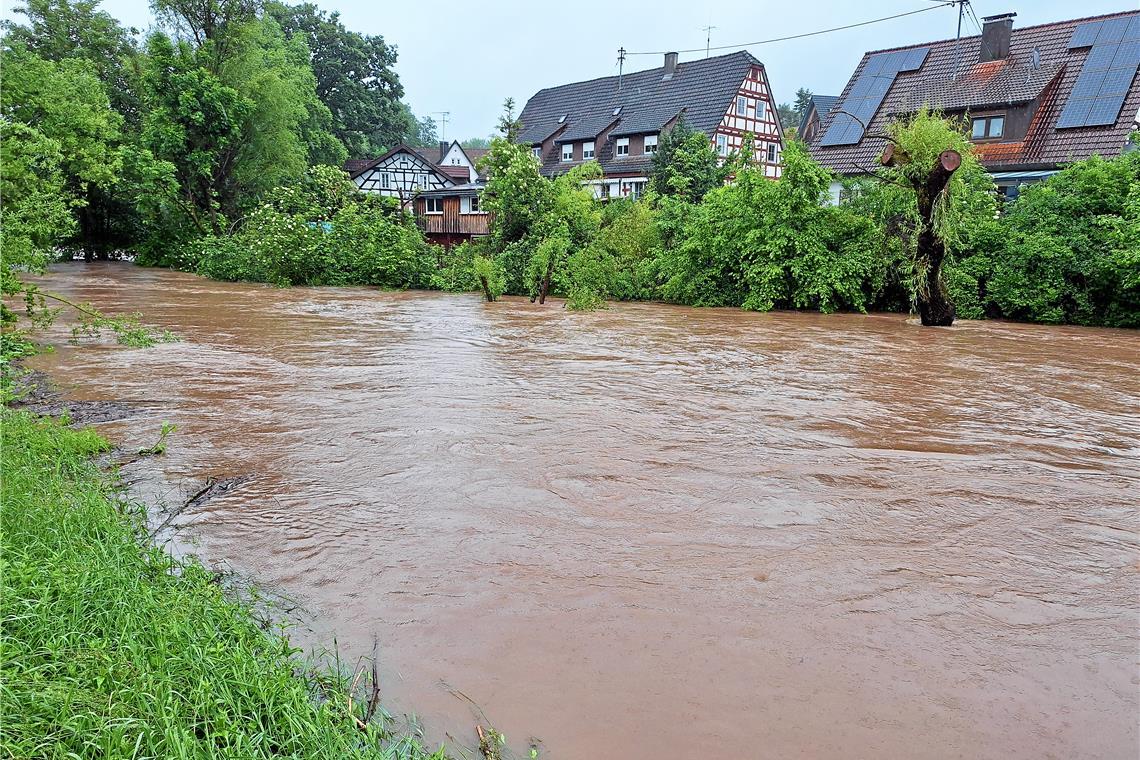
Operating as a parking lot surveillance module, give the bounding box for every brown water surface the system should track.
[27,263,1140,759]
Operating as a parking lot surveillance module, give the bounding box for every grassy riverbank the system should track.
[0,409,445,759]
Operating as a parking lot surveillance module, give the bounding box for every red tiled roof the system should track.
[810,11,1140,174]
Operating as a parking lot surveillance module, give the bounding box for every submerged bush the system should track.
[188,166,433,288]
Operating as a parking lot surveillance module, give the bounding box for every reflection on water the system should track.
[29,262,1140,759]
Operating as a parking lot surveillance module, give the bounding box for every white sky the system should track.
[5,0,1138,141]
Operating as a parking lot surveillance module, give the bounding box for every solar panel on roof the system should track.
[1113,40,1140,68]
[1126,16,1140,41]
[1059,13,1140,129]
[1095,16,1130,44]
[1100,67,1136,96]
[819,47,930,147]
[1070,21,1102,48]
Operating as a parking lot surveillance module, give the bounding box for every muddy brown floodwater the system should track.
[25,262,1140,759]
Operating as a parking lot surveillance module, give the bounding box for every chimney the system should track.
[979,13,1015,63]
[663,51,678,79]
[439,140,449,161]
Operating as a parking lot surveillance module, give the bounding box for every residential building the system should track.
[809,11,1140,201]
[348,143,456,204]
[517,50,785,199]
[797,95,839,145]
[412,182,489,248]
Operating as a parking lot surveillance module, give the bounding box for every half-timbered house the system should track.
[348,144,456,205]
[808,11,1140,202]
[517,50,785,198]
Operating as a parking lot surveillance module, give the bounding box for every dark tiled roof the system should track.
[518,50,762,176]
[798,95,839,135]
[344,159,373,174]
[346,144,449,179]
[810,11,1140,174]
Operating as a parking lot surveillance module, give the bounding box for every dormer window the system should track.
[971,114,1005,140]
[562,143,574,162]
[583,141,595,159]
[643,135,658,154]
[616,137,629,156]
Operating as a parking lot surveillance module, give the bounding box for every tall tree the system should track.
[793,88,813,124]
[649,118,726,203]
[2,0,142,123]
[266,2,422,157]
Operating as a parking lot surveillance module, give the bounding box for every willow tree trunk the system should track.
[908,149,960,327]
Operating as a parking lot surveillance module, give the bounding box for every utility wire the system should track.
[625,3,958,56]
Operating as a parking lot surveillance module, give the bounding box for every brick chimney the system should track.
[439,140,450,162]
[979,13,1015,63]
[663,51,678,80]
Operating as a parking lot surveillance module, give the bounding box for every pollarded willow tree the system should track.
[875,108,996,326]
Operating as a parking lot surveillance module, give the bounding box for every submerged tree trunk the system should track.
[478,275,496,303]
[538,257,555,305]
[884,147,960,327]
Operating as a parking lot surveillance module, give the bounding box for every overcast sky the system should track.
[6,0,1137,140]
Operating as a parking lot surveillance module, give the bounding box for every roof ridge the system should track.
[530,49,756,96]
[862,9,1138,56]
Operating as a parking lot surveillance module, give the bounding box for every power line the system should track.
[625,3,958,56]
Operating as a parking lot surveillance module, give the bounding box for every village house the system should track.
[516,50,785,199]
[808,10,1140,202]
[347,141,491,246]
[797,94,839,145]
[412,182,490,248]
[347,141,488,203]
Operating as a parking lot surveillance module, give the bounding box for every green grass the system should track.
[0,410,445,759]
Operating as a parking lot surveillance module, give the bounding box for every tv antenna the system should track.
[617,47,626,91]
[702,25,717,58]
[950,0,971,80]
[432,111,450,141]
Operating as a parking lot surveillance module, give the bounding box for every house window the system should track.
[583,141,595,159]
[470,195,480,212]
[562,143,574,162]
[971,114,1005,140]
[716,134,727,156]
[461,196,482,213]
[767,144,777,163]
[381,172,391,189]
[616,137,629,156]
[737,95,748,115]
[643,135,658,154]
[532,146,542,158]
[425,197,443,213]
[757,100,767,120]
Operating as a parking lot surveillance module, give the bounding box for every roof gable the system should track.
[809,11,1140,174]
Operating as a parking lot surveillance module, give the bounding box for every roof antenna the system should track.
[702,25,717,58]
[952,0,967,80]
[432,111,450,142]
[617,46,626,92]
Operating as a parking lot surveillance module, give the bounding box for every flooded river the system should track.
[28,263,1140,759]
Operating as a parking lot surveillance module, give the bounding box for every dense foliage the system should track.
[0,0,434,266]
[463,104,1137,325]
[189,166,434,287]
[0,410,445,759]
